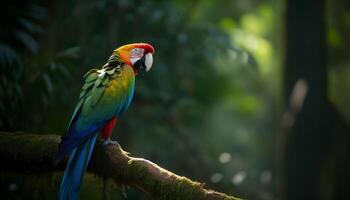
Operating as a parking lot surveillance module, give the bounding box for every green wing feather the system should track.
[68,69,99,129]
[70,64,133,132]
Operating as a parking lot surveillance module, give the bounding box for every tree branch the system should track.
[0,132,241,200]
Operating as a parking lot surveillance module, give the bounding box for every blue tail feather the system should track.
[58,133,98,200]
[55,123,103,165]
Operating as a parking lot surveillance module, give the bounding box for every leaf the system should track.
[50,62,57,70]
[18,17,44,34]
[15,84,23,100]
[56,47,80,59]
[13,31,39,53]
[25,4,47,20]
[57,63,71,78]
[43,73,53,94]
[0,44,20,67]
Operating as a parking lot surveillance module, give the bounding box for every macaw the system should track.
[55,43,155,200]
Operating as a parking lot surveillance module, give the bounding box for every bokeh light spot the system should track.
[210,173,223,183]
[219,152,232,163]
[232,171,247,185]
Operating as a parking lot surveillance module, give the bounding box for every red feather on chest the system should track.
[101,117,117,139]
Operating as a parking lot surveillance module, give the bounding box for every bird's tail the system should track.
[57,134,98,200]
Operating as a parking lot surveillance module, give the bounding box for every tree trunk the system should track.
[283,0,332,199]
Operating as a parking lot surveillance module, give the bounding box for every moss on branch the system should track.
[0,132,241,200]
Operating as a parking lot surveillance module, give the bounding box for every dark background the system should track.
[1,0,350,199]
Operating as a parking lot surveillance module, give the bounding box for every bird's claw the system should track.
[103,138,120,147]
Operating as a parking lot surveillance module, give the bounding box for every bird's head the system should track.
[113,43,155,74]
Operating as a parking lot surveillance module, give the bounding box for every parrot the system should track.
[55,43,155,200]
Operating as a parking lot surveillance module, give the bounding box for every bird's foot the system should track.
[103,138,120,147]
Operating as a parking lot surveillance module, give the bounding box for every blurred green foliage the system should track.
[1,0,350,200]
[0,0,77,129]
[0,0,278,199]
[327,0,350,123]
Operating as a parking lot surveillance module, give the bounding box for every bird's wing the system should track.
[77,64,135,130]
[57,64,135,159]
[66,68,99,130]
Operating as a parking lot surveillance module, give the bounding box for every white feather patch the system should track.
[97,68,106,77]
[130,48,144,65]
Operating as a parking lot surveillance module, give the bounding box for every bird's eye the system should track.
[131,48,143,54]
